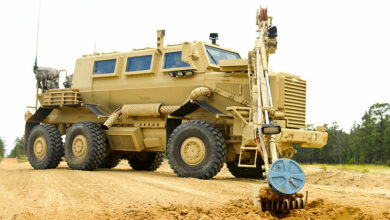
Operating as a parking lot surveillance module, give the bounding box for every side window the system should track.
[126,55,152,72]
[205,46,240,65]
[163,52,190,69]
[93,59,116,74]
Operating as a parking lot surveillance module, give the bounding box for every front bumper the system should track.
[276,128,328,149]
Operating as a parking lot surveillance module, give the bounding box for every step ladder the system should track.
[238,145,260,168]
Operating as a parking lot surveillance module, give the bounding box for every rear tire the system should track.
[99,153,121,169]
[27,124,63,169]
[65,122,106,170]
[128,152,164,171]
[227,158,265,179]
[166,120,226,179]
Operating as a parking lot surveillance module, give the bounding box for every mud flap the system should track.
[166,100,229,143]
[24,107,53,152]
[166,101,199,143]
[85,104,108,117]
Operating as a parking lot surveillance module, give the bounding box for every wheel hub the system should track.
[180,137,206,165]
[33,136,47,159]
[72,135,88,158]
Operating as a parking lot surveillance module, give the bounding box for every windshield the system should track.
[205,45,240,65]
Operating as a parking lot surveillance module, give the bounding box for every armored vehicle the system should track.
[25,6,327,211]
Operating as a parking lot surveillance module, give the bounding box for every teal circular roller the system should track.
[266,158,305,195]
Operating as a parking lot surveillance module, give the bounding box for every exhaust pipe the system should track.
[102,109,122,129]
[102,104,180,129]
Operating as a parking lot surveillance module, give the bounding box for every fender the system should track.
[24,107,53,152]
[166,100,232,142]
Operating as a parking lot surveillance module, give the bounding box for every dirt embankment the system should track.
[1,161,389,219]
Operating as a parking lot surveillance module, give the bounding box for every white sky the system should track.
[0,0,389,154]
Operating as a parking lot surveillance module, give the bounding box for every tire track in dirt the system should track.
[0,161,389,219]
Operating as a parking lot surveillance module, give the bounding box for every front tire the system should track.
[227,158,265,179]
[166,120,226,179]
[65,122,106,170]
[27,124,63,169]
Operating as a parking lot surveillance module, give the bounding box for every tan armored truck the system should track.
[25,8,327,186]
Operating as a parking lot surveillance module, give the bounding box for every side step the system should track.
[238,145,260,168]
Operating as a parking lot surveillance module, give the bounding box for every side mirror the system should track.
[267,26,277,38]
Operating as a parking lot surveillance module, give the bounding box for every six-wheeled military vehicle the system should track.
[25,6,327,211]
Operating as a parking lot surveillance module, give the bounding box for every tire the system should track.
[27,124,63,169]
[227,158,265,179]
[64,122,106,170]
[99,154,121,169]
[128,152,164,171]
[166,120,226,179]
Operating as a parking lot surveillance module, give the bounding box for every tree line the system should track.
[2,103,390,166]
[293,103,390,166]
[0,136,23,160]
[0,137,5,161]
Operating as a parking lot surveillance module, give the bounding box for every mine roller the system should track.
[25,5,327,212]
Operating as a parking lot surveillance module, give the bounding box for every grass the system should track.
[303,163,390,175]
[17,155,28,163]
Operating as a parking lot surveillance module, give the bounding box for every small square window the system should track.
[93,59,116,74]
[163,52,190,69]
[126,55,152,72]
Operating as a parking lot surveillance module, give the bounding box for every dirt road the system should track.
[0,160,389,219]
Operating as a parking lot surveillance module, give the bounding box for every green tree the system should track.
[292,103,390,165]
[8,136,24,159]
[352,103,390,164]
[384,123,390,166]
[0,137,5,160]
[369,103,390,163]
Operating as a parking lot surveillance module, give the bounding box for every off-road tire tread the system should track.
[99,155,122,169]
[227,160,265,179]
[65,122,106,170]
[128,152,164,171]
[166,120,226,179]
[27,124,63,169]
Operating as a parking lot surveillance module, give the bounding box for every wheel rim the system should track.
[180,137,206,165]
[72,134,88,158]
[33,136,47,159]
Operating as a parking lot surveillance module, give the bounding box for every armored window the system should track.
[93,59,116,74]
[205,45,240,65]
[126,55,152,72]
[163,52,190,69]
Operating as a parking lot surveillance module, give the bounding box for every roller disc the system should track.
[267,158,305,196]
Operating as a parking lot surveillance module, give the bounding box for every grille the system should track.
[284,77,306,128]
[42,89,81,107]
[216,83,251,102]
[216,83,242,95]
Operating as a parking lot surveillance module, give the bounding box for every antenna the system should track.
[34,0,42,71]
[93,40,96,53]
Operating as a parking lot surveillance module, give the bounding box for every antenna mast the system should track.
[34,0,42,69]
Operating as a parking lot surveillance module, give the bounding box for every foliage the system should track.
[0,137,5,160]
[294,103,390,166]
[8,136,25,159]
